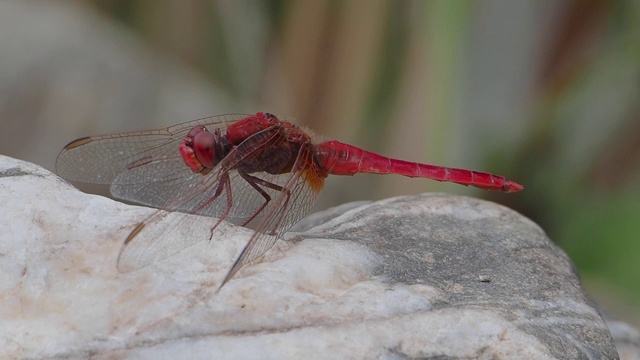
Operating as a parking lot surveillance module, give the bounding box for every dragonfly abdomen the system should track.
[314,140,523,192]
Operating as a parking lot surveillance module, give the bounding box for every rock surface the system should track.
[0,156,622,359]
[607,315,640,360]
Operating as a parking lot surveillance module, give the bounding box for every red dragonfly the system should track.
[56,112,523,288]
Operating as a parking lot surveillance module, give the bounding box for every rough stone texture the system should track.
[0,156,622,359]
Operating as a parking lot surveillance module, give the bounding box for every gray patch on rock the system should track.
[296,193,619,359]
[0,167,30,178]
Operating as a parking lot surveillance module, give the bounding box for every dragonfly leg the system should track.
[208,172,234,240]
[238,172,290,231]
[190,171,233,241]
[207,172,233,241]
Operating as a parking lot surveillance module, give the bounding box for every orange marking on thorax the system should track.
[302,166,326,194]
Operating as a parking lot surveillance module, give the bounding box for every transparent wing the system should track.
[57,114,325,275]
[114,124,310,272]
[55,114,249,186]
[116,169,320,272]
[218,145,325,288]
[116,210,222,272]
[55,113,275,272]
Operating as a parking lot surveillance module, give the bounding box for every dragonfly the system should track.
[56,112,523,289]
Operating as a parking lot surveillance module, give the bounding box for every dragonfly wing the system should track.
[55,114,248,185]
[117,209,224,272]
[114,165,231,271]
[115,124,302,271]
[115,169,322,274]
[109,130,282,218]
[219,145,325,288]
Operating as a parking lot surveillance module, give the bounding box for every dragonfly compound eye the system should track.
[186,125,207,139]
[193,130,216,169]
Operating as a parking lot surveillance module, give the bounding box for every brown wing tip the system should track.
[215,269,237,293]
[115,223,147,273]
[124,223,146,245]
[63,137,93,150]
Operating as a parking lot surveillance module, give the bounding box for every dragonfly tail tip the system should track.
[506,181,524,192]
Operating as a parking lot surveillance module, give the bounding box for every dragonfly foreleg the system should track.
[190,171,232,241]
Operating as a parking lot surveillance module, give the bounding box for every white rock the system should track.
[0,156,620,359]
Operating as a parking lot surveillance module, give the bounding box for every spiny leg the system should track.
[208,172,233,240]
[237,171,290,228]
[242,172,294,236]
[190,171,233,241]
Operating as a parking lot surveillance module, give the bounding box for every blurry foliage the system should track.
[87,0,639,323]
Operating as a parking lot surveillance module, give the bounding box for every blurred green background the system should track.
[0,1,638,325]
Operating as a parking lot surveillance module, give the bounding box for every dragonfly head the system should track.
[180,126,218,173]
